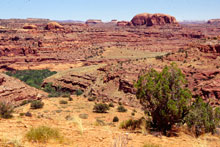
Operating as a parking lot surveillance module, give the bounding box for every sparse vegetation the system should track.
[75,89,83,96]
[185,97,220,137]
[93,103,110,113]
[44,83,71,98]
[109,102,114,107]
[0,101,14,119]
[117,105,127,112]
[20,99,33,106]
[30,100,44,109]
[26,126,62,143]
[59,100,68,104]
[119,118,145,130]
[143,143,160,147]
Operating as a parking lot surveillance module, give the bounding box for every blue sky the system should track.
[0,0,219,21]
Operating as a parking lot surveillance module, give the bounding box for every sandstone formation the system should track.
[0,73,46,104]
[0,26,5,29]
[117,21,130,26]
[45,22,63,30]
[208,19,220,24]
[23,23,37,29]
[131,13,178,26]
[85,19,102,25]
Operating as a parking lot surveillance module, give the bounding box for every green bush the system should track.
[0,101,14,119]
[59,100,68,104]
[185,97,220,137]
[113,116,119,122]
[93,103,110,113]
[26,126,62,142]
[75,89,83,96]
[6,69,56,89]
[135,63,191,134]
[30,100,44,109]
[20,99,33,106]
[117,105,127,112]
[109,102,114,107]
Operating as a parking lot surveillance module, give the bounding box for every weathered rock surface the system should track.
[117,21,130,26]
[0,73,46,104]
[131,13,178,26]
[45,22,63,30]
[23,23,37,29]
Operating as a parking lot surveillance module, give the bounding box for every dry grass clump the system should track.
[26,126,63,143]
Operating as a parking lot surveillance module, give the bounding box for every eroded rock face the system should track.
[0,73,46,104]
[131,13,178,26]
[45,22,63,30]
[198,44,220,53]
[117,21,130,26]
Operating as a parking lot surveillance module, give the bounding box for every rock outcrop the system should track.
[117,21,130,26]
[85,19,103,25]
[131,13,178,26]
[0,73,46,104]
[207,19,220,24]
[23,23,37,29]
[45,22,63,30]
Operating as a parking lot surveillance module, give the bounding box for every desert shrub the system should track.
[79,113,88,119]
[61,92,71,98]
[59,100,68,104]
[44,83,71,98]
[95,119,106,126]
[30,100,44,109]
[88,97,96,101]
[6,69,56,89]
[185,97,220,137]
[75,89,83,96]
[135,63,192,134]
[117,105,127,112]
[109,102,114,107]
[93,103,109,113]
[155,55,163,60]
[113,116,119,122]
[25,112,32,117]
[119,118,144,130]
[26,126,62,142]
[0,101,14,119]
[20,99,33,106]
[68,97,73,101]
[131,112,135,116]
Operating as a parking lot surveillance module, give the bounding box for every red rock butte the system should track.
[131,13,178,26]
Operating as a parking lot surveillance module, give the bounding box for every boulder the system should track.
[45,22,63,30]
[23,23,37,29]
[131,13,178,26]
